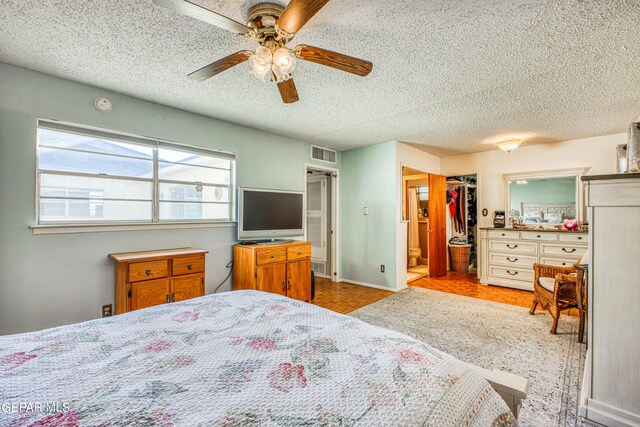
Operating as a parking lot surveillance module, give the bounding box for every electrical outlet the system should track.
[102,304,112,318]
[380,265,385,273]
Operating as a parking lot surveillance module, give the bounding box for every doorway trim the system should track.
[304,163,340,282]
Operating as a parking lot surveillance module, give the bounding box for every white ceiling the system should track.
[1,0,639,156]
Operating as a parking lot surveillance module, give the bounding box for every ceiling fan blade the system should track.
[188,51,253,82]
[153,0,251,35]
[277,0,330,34]
[277,79,300,104]
[294,45,373,77]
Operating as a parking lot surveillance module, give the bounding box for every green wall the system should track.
[340,142,397,288]
[0,62,339,334]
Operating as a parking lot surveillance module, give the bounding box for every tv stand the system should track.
[233,241,311,302]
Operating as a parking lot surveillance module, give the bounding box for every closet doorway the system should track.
[402,167,447,281]
[446,174,478,276]
[306,165,338,282]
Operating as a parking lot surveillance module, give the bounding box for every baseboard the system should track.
[339,279,401,292]
[584,399,640,427]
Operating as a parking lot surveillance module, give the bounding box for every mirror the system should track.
[504,168,590,226]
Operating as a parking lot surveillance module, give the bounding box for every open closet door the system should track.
[428,174,447,277]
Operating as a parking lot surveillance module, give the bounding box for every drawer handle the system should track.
[536,235,541,238]
[188,264,193,270]
[146,269,152,276]
[507,270,518,276]
[501,233,506,237]
[578,237,583,240]
[506,244,518,249]
[298,252,302,255]
[507,257,518,263]
[562,248,577,253]
[271,255,275,258]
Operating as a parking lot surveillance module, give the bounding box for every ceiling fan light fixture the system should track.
[272,48,296,83]
[250,46,273,81]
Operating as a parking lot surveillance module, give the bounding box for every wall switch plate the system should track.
[380,265,385,273]
[102,304,112,317]
[363,207,368,215]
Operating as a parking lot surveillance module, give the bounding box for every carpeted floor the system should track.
[350,287,586,427]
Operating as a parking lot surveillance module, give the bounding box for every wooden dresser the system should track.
[480,228,588,290]
[233,241,311,302]
[110,248,208,314]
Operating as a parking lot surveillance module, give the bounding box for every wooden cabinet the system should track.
[233,241,311,302]
[110,248,208,314]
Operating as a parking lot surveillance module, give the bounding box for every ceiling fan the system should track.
[153,0,373,103]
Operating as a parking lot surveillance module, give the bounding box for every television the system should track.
[237,187,304,241]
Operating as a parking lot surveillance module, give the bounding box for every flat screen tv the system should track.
[237,187,304,241]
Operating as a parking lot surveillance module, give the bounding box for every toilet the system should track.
[408,247,421,267]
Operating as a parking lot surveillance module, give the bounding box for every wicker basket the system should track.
[449,244,471,273]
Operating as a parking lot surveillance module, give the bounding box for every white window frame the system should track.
[33,119,236,234]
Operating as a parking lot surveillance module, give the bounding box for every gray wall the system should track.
[0,62,339,334]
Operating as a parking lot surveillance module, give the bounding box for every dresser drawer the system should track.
[172,256,205,276]
[488,230,520,240]
[540,257,577,268]
[129,260,168,282]
[256,248,287,265]
[489,253,536,269]
[489,265,534,282]
[521,232,558,242]
[489,240,537,255]
[540,243,587,259]
[287,245,311,261]
[558,233,588,244]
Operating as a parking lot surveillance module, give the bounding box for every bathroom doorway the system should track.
[402,167,447,282]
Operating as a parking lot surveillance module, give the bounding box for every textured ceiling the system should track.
[1,0,639,156]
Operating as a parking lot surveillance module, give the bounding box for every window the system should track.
[37,121,235,225]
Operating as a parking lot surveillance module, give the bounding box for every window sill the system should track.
[30,221,237,235]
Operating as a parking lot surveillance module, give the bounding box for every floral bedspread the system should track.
[1,290,516,426]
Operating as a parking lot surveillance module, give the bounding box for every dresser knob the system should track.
[188,264,192,270]
[146,269,151,276]
[537,235,541,238]
[271,255,275,258]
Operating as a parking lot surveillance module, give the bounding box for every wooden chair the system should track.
[529,263,578,334]
[574,257,588,343]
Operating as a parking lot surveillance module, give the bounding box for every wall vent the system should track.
[311,261,327,276]
[311,145,337,164]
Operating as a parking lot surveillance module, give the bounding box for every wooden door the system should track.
[256,263,287,296]
[286,259,311,302]
[428,174,447,277]
[171,274,204,302]
[131,278,169,311]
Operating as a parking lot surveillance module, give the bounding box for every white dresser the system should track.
[479,228,588,290]
[580,174,640,427]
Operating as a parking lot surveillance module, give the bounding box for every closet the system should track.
[446,175,478,272]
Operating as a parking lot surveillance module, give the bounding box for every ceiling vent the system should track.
[311,145,337,164]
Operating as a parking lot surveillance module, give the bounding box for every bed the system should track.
[1,291,518,426]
